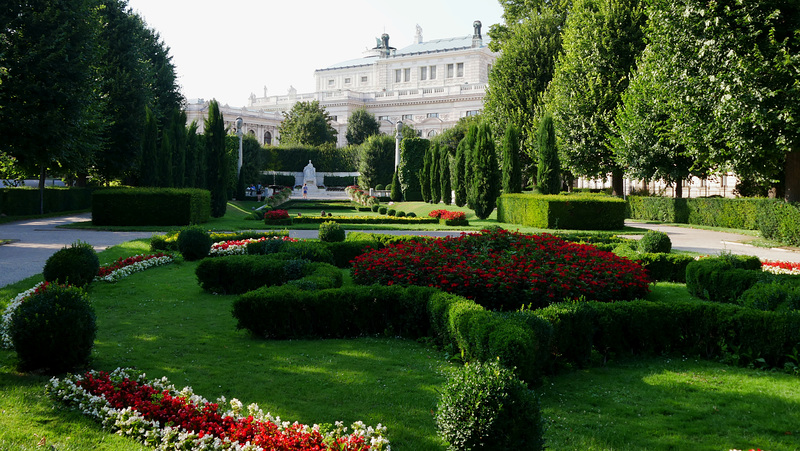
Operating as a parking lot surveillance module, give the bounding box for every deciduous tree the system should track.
[278,100,337,147]
[345,108,380,146]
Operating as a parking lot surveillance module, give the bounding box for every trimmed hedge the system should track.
[291,215,437,225]
[498,193,626,230]
[93,188,210,226]
[323,175,355,187]
[322,240,382,268]
[0,187,92,216]
[626,196,689,223]
[685,255,767,303]
[345,232,429,247]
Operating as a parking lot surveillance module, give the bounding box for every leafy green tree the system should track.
[205,100,229,217]
[440,144,452,205]
[278,100,337,147]
[421,144,432,203]
[484,8,563,184]
[501,123,522,193]
[140,27,183,130]
[536,113,561,194]
[0,0,104,212]
[545,0,647,196]
[240,134,264,190]
[470,123,501,219]
[345,108,380,146]
[139,107,159,187]
[430,143,441,204]
[398,137,429,201]
[357,134,395,189]
[455,124,477,208]
[390,168,402,201]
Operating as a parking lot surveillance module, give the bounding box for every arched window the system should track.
[248,129,255,136]
[264,131,272,145]
[427,130,437,138]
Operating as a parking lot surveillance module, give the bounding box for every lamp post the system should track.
[235,117,244,177]
[394,120,403,169]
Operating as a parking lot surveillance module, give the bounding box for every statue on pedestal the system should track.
[303,160,316,184]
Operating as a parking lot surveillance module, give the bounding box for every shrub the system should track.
[195,254,294,294]
[318,221,345,243]
[92,188,210,226]
[638,230,672,253]
[685,255,766,302]
[322,241,382,268]
[10,284,96,373]
[42,241,99,287]
[284,241,336,265]
[407,212,416,218]
[737,282,800,312]
[177,227,212,261]
[435,359,544,451]
[371,204,380,212]
[635,253,695,282]
[497,193,626,230]
[375,184,384,191]
[387,208,396,216]
[378,206,388,215]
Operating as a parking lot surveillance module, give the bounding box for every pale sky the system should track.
[125,0,505,108]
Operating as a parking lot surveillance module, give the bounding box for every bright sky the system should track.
[126,0,505,108]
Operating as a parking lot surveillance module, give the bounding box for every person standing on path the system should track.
[303,183,308,199]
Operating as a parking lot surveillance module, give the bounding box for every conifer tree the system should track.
[140,107,158,187]
[463,124,479,208]
[391,168,402,201]
[421,145,432,202]
[440,147,452,205]
[157,128,173,187]
[430,143,441,204]
[501,123,522,193]
[470,123,501,219]
[537,113,561,194]
[453,130,470,207]
[205,100,229,217]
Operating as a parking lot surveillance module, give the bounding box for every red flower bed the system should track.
[265,209,290,220]
[429,210,466,221]
[97,253,171,277]
[76,371,373,450]
[352,229,650,310]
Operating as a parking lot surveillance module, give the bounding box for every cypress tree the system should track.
[463,123,479,209]
[171,109,187,188]
[537,113,561,194]
[501,123,522,193]
[185,121,200,188]
[157,127,172,187]
[390,167,402,201]
[440,147,452,205]
[421,145,432,202]
[470,122,501,219]
[453,130,470,207]
[430,142,441,204]
[206,100,228,217]
[140,107,158,187]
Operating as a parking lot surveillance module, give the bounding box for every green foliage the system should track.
[685,256,767,303]
[42,241,100,287]
[737,282,800,312]
[321,240,382,268]
[453,126,474,207]
[323,175,356,187]
[177,226,212,261]
[429,143,441,204]
[0,187,92,216]
[277,100,337,147]
[626,196,689,222]
[358,134,395,189]
[536,113,560,194]
[398,137,429,201]
[436,359,544,451]
[318,221,345,242]
[345,232,428,247]
[387,209,396,217]
[498,193,626,230]
[638,230,671,253]
[10,284,96,373]
[205,100,229,217]
[391,168,402,201]
[283,241,336,265]
[470,122,501,219]
[756,200,800,246]
[421,144,432,203]
[345,107,380,145]
[529,303,595,371]
[632,252,695,283]
[140,107,159,187]
[440,147,452,205]
[195,254,289,294]
[501,123,522,194]
[92,188,210,226]
[266,145,357,173]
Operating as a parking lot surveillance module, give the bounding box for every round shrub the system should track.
[638,230,672,253]
[375,184,384,191]
[395,211,406,217]
[371,204,380,212]
[10,284,96,373]
[178,227,212,261]
[42,241,99,287]
[407,212,417,218]
[284,241,336,265]
[284,258,311,280]
[738,282,800,311]
[436,359,544,451]
[387,209,397,216]
[378,206,388,215]
[319,221,346,243]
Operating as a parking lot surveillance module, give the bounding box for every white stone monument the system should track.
[302,160,319,195]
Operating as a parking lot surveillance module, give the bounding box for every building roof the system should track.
[318,35,490,72]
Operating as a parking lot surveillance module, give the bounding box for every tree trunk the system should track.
[38,166,46,215]
[611,168,624,197]
[675,179,683,198]
[784,150,800,203]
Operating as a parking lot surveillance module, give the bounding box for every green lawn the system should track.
[2,241,798,450]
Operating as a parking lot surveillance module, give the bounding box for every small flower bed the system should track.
[210,236,297,257]
[264,209,289,220]
[346,186,379,207]
[46,368,389,451]
[762,260,800,275]
[429,210,468,225]
[96,253,174,283]
[1,281,59,349]
[352,228,650,310]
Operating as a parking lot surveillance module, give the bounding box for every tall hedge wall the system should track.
[498,193,626,230]
[263,145,357,172]
[92,188,210,226]
[0,187,92,216]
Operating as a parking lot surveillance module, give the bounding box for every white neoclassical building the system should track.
[186,21,498,147]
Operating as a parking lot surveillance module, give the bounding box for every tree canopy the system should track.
[345,108,380,146]
[278,100,338,148]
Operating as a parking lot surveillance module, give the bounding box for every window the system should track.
[328,79,334,86]
[466,110,480,117]
[378,115,390,121]
[446,64,454,78]
[429,65,437,79]
[427,130,437,138]
[331,116,338,122]
[395,69,402,83]
[264,131,272,146]
[361,76,368,83]
[420,66,427,81]
[344,77,351,84]
[457,62,464,77]
[402,114,413,121]
[404,68,411,82]
[427,112,439,118]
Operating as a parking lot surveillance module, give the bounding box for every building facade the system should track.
[186,21,498,148]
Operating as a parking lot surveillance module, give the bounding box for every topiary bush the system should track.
[395,211,406,217]
[407,212,416,218]
[42,241,99,287]
[371,204,380,212]
[638,230,672,253]
[375,184,384,191]
[10,284,96,373]
[177,226,212,261]
[378,206,388,215]
[387,208,396,216]
[318,221,346,243]
[436,359,544,451]
[737,282,800,312]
